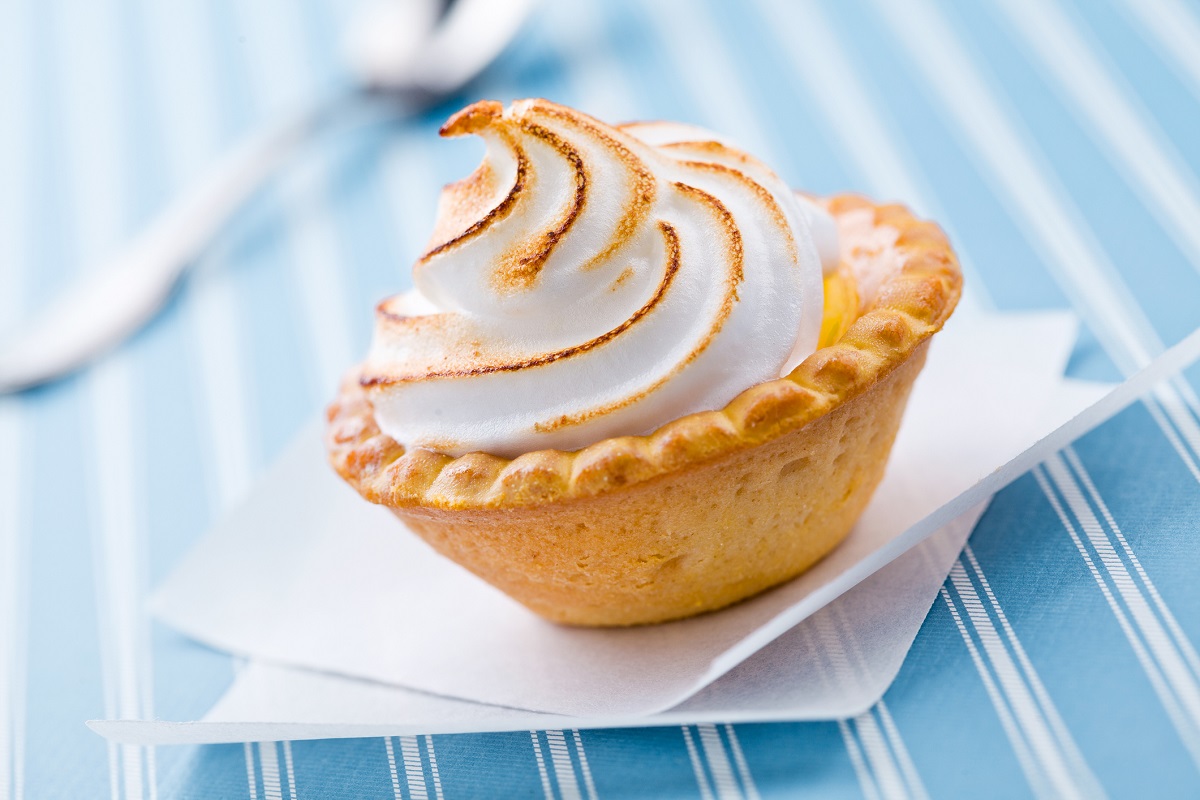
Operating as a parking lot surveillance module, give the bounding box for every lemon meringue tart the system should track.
[327,98,961,626]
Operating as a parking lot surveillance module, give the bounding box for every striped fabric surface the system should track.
[3,0,1200,797]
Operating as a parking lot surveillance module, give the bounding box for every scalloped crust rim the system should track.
[326,194,963,511]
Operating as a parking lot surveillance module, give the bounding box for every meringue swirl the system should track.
[360,99,834,457]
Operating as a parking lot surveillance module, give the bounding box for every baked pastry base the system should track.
[395,342,926,625]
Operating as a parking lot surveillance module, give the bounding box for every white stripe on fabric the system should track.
[399,736,428,800]
[52,0,157,796]
[0,4,30,799]
[0,403,24,800]
[569,731,597,800]
[682,727,716,800]
[961,546,1097,787]
[838,720,882,800]
[943,552,1102,799]
[874,0,1200,498]
[996,0,1200,273]
[384,738,402,800]
[282,741,296,800]
[696,724,741,800]
[232,0,354,397]
[819,604,928,800]
[1036,464,1192,743]
[1116,0,1200,101]
[0,0,28,321]
[814,611,865,694]
[257,742,283,800]
[529,732,555,800]
[423,736,444,800]
[756,0,990,311]
[1062,449,1200,684]
[939,586,1043,793]
[1038,455,1200,766]
[875,704,928,800]
[544,730,583,800]
[107,738,121,800]
[871,0,1159,373]
[244,742,259,800]
[119,742,148,800]
[839,607,929,800]
[804,605,923,798]
[89,356,151,800]
[848,711,912,800]
[721,726,760,800]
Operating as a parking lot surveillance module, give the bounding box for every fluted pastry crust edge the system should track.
[326,194,962,511]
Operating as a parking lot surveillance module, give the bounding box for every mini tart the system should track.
[327,195,961,626]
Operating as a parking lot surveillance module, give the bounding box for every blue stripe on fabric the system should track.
[727,722,862,800]
[820,0,1070,314]
[882,584,1037,798]
[23,0,79,310]
[949,0,1200,348]
[159,742,259,800]
[25,394,108,799]
[702,0,858,194]
[203,0,316,463]
[579,0,690,125]
[828,0,1132,384]
[967,423,1200,794]
[1069,0,1200,175]
[289,737,399,800]
[1067,405,1200,633]
[239,0,362,399]
[291,0,402,352]
[324,118,431,342]
[434,731,549,798]
[294,0,353,99]
[561,727,707,800]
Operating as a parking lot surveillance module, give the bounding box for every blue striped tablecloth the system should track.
[4,0,1200,796]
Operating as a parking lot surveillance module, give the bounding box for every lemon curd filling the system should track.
[817,268,860,351]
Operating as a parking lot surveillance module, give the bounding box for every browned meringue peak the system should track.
[359,98,831,457]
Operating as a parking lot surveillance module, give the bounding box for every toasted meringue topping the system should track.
[360,99,836,457]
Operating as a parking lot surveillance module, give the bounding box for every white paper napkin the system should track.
[94,499,988,745]
[130,306,1107,731]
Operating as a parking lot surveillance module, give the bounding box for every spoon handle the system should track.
[0,94,355,393]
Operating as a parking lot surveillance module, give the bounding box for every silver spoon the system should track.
[0,0,535,393]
